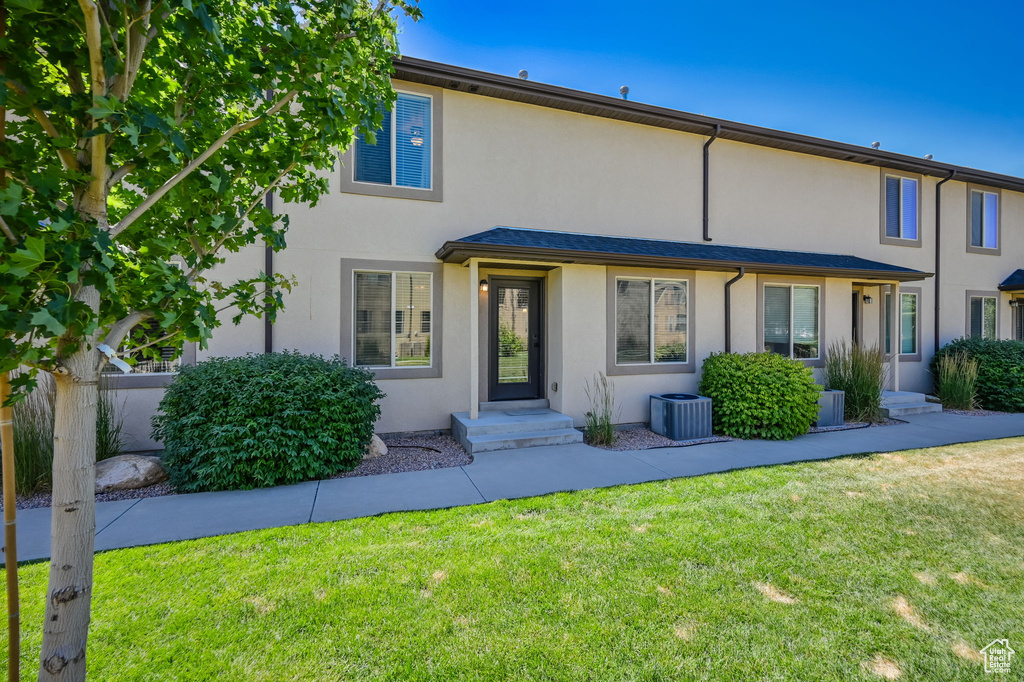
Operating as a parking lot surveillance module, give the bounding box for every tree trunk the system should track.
[38,324,102,680]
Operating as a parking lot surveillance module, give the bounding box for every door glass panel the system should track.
[497,286,530,384]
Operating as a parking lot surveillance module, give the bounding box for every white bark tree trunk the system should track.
[38,288,103,682]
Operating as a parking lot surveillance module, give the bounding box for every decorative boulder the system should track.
[95,454,168,493]
[366,435,388,459]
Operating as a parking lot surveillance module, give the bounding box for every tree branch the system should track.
[0,215,17,244]
[110,89,299,238]
[79,0,109,222]
[106,163,135,190]
[101,310,148,351]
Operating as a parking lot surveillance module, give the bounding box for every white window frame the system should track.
[352,90,434,192]
[763,283,822,361]
[884,174,919,241]
[614,276,689,366]
[968,188,999,251]
[352,269,434,370]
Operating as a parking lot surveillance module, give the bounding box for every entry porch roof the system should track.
[436,227,931,282]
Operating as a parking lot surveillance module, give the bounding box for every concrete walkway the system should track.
[8,411,1024,564]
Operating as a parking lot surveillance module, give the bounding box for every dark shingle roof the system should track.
[999,269,1024,291]
[435,227,931,282]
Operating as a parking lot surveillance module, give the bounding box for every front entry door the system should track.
[489,277,543,401]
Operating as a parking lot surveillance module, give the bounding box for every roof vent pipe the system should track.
[518,70,528,80]
[703,124,722,242]
[871,141,881,149]
[724,267,746,352]
[619,85,629,100]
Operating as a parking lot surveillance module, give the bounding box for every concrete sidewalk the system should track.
[8,410,1024,564]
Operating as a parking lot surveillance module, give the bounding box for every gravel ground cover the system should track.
[590,427,733,451]
[333,434,471,478]
[943,408,1008,416]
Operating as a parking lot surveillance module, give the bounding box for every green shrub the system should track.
[931,338,1024,412]
[934,351,978,410]
[699,352,821,440]
[6,371,55,495]
[153,352,384,492]
[822,341,887,423]
[583,372,616,445]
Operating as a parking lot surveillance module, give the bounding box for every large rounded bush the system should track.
[153,352,384,492]
[931,337,1024,412]
[698,352,822,440]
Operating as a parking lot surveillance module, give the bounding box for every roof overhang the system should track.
[998,269,1024,292]
[436,231,932,283]
[394,56,1024,194]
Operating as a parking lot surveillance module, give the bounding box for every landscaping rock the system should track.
[95,454,168,493]
[366,434,388,459]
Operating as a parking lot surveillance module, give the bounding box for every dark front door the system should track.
[489,277,544,401]
[852,291,861,346]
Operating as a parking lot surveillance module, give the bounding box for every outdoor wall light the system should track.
[862,295,874,304]
[479,280,489,293]
[1011,299,1024,308]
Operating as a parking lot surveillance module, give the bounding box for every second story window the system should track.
[354,92,433,190]
[969,189,999,251]
[883,174,918,242]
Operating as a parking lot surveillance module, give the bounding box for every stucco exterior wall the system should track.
[117,78,1024,446]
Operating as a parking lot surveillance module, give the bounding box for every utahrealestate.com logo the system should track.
[981,639,1015,674]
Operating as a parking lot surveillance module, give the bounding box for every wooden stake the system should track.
[1,373,19,682]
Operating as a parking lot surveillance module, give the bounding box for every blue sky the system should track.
[397,1,1024,176]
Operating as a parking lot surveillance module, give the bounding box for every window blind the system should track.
[885,176,900,238]
[763,285,791,354]
[616,279,651,363]
[901,178,917,240]
[792,286,819,358]
[395,93,431,189]
[354,111,393,185]
[971,192,984,247]
[355,272,392,366]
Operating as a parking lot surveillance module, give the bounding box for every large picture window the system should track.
[354,270,433,368]
[615,277,688,365]
[763,284,820,359]
[354,92,432,190]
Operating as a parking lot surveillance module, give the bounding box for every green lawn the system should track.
[10,439,1024,680]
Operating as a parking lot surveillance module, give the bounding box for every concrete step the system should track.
[881,390,930,406]
[465,428,584,454]
[480,399,550,412]
[451,409,573,438]
[882,402,944,418]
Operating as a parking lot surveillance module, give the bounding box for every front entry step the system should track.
[881,391,942,418]
[451,408,583,454]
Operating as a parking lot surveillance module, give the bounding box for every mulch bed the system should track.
[332,434,471,478]
[6,481,177,512]
[589,428,733,451]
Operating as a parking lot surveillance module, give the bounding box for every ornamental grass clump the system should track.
[934,352,978,410]
[699,352,821,440]
[823,341,887,423]
[932,337,1024,412]
[153,352,384,492]
[583,372,617,446]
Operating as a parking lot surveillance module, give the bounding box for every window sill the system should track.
[101,373,177,389]
[362,366,441,380]
[966,245,1001,256]
[606,362,695,376]
[879,235,922,248]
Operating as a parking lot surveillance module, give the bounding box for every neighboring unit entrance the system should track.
[488,277,544,400]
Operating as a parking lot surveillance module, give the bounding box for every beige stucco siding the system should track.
[113,79,1024,446]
